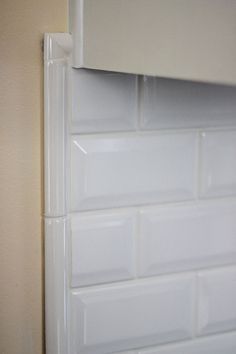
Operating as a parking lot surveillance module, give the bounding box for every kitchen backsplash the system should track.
[69,69,236,354]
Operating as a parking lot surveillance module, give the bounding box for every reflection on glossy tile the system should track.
[200,130,236,198]
[198,267,236,336]
[139,202,236,277]
[71,69,138,133]
[70,275,195,354]
[44,59,67,216]
[140,332,236,354]
[70,132,197,211]
[71,211,136,287]
[141,77,236,130]
[46,56,236,354]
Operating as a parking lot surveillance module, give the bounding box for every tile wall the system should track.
[68,69,236,354]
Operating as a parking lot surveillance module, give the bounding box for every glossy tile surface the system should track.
[139,202,236,277]
[70,275,195,354]
[114,352,137,354]
[141,77,236,130]
[200,130,236,198]
[45,43,236,354]
[140,332,236,354]
[71,211,136,287]
[44,59,67,216]
[113,352,137,354]
[70,132,197,211]
[198,267,236,336]
[45,217,69,354]
[71,69,138,133]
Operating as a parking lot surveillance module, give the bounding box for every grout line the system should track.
[69,125,236,137]
[137,329,236,353]
[70,263,236,291]
[137,75,143,131]
[70,270,197,292]
[197,263,236,275]
[194,328,236,341]
[44,215,67,219]
[134,211,140,279]
[68,195,236,216]
[44,58,69,64]
[194,272,199,338]
[196,129,202,200]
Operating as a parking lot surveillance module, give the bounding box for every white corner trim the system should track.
[45,217,69,354]
[44,33,73,61]
[44,33,72,217]
[44,33,71,354]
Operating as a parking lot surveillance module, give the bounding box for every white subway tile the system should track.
[198,267,236,336]
[139,332,236,354]
[70,275,195,354]
[141,77,236,130]
[71,69,138,133]
[139,202,236,277]
[71,211,136,287]
[70,132,197,211]
[200,130,236,198]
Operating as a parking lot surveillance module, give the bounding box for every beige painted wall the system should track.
[0,1,67,353]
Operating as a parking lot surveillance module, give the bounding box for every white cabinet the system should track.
[70,0,236,85]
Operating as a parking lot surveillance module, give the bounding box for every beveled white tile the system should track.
[139,332,236,354]
[70,275,195,354]
[71,211,136,287]
[139,202,236,277]
[200,130,236,198]
[71,69,138,133]
[70,132,197,211]
[198,267,236,336]
[141,77,236,130]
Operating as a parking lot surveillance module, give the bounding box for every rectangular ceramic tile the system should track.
[70,132,197,211]
[141,77,236,130]
[200,130,236,198]
[70,275,195,354]
[71,69,138,133]
[139,332,236,354]
[198,267,236,336]
[139,202,236,277]
[71,211,136,287]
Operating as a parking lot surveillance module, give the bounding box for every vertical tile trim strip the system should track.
[44,34,72,354]
[44,33,72,217]
[45,217,69,354]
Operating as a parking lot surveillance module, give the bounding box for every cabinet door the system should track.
[70,0,236,85]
